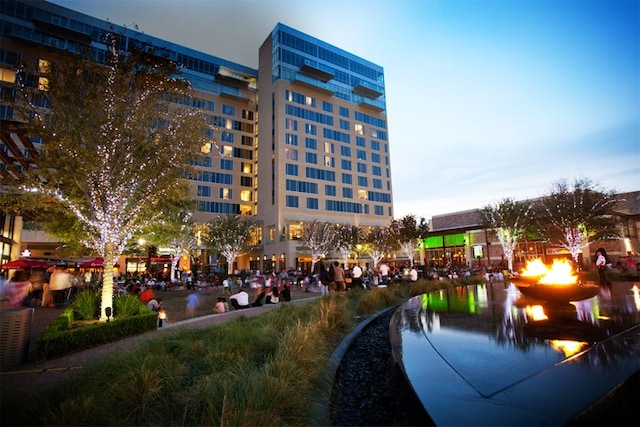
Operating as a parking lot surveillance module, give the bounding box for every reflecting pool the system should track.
[390,281,640,426]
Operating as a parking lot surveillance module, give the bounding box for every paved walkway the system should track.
[0,296,320,394]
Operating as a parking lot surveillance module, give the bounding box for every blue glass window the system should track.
[286,195,299,207]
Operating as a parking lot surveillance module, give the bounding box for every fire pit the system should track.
[512,258,599,303]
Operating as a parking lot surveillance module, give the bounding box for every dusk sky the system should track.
[50,0,640,219]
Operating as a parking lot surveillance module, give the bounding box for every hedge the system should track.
[36,308,158,361]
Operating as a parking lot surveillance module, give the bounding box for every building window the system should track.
[341,159,352,170]
[343,188,353,198]
[355,123,364,135]
[342,173,352,184]
[325,185,336,196]
[324,141,334,154]
[220,159,233,170]
[285,147,298,161]
[339,106,349,117]
[241,162,253,173]
[323,155,334,168]
[305,152,318,164]
[322,101,333,112]
[307,198,319,210]
[220,188,232,199]
[197,185,211,197]
[285,163,299,176]
[340,146,351,157]
[222,104,235,116]
[285,118,298,131]
[221,132,234,143]
[305,123,317,135]
[285,133,298,146]
[305,137,317,149]
[286,195,299,208]
[240,190,253,201]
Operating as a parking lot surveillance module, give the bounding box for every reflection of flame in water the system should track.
[550,340,588,357]
[520,258,578,286]
[525,305,548,321]
[633,285,640,311]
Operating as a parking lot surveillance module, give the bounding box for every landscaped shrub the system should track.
[36,301,157,360]
[71,290,100,320]
[114,294,146,318]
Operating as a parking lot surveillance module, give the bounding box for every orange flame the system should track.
[520,258,578,286]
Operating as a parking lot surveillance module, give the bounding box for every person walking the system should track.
[185,291,200,318]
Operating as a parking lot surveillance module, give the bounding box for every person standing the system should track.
[379,262,390,287]
[332,261,346,291]
[317,261,330,296]
[351,264,363,289]
[595,248,611,287]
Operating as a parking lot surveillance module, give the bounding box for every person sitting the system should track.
[214,296,228,313]
[146,297,160,312]
[270,287,280,304]
[229,289,250,310]
[251,289,265,307]
[265,287,280,304]
[281,283,291,302]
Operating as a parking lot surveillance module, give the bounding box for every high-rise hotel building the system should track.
[256,24,393,271]
[0,0,393,270]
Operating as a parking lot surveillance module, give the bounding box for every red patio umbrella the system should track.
[79,257,104,268]
[79,257,120,268]
[0,259,53,269]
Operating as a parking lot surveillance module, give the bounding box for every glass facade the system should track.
[0,0,258,222]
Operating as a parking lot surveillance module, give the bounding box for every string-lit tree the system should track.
[335,224,364,266]
[535,178,620,266]
[362,225,396,268]
[136,200,199,283]
[204,214,257,276]
[480,198,533,272]
[299,220,338,272]
[390,214,429,267]
[10,36,211,320]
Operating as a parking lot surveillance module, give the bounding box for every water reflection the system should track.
[390,281,640,425]
[407,281,640,356]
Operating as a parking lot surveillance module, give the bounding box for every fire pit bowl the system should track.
[510,276,543,287]
[515,283,599,303]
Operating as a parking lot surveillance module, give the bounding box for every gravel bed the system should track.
[330,308,434,426]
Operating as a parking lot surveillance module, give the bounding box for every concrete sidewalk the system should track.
[0,296,319,394]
